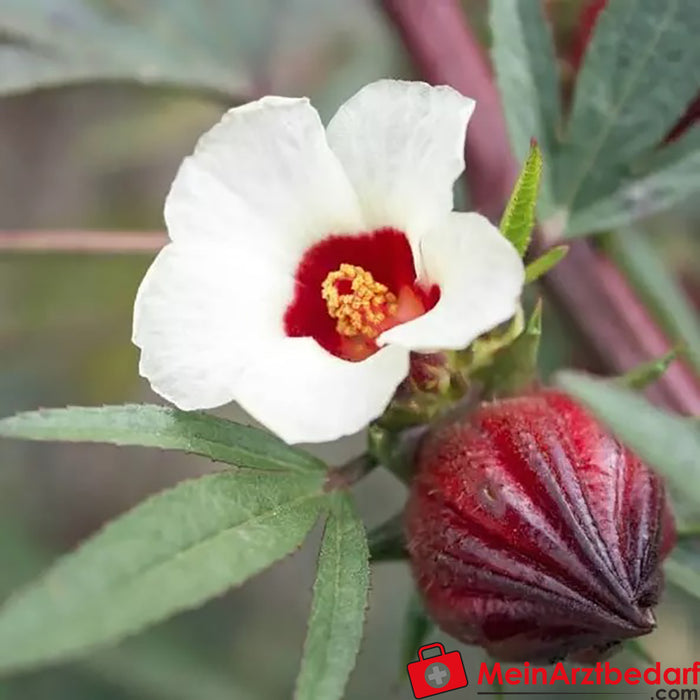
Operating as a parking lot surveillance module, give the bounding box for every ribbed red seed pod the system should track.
[405,391,676,663]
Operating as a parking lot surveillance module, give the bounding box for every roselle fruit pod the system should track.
[405,391,676,663]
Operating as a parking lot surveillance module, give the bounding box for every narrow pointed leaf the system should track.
[83,638,254,700]
[624,640,655,666]
[0,470,325,673]
[490,0,560,214]
[665,541,700,601]
[665,558,700,600]
[556,371,700,507]
[399,591,432,672]
[0,405,325,473]
[0,0,248,97]
[524,245,569,283]
[499,142,543,256]
[618,348,678,390]
[559,0,700,218]
[678,523,700,538]
[566,129,700,235]
[295,492,369,700]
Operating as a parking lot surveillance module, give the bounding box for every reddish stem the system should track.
[0,230,166,253]
[382,0,700,415]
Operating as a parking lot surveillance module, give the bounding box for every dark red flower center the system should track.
[284,227,440,361]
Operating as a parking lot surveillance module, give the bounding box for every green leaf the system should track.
[0,405,325,473]
[0,470,325,673]
[665,540,700,601]
[0,0,249,97]
[566,129,700,236]
[478,301,542,397]
[399,591,432,672]
[83,637,254,700]
[499,142,543,256]
[608,228,700,376]
[490,0,560,214]
[559,0,700,220]
[295,492,369,700]
[665,558,700,599]
[624,639,655,666]
[618,348,678,390]
[524,245,569,283]
[0,517,49,595]
[0,523,254,699]
[678,523,700,538]
[556,372,700,507]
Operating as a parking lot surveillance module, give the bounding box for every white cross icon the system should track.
[427,663,449,687]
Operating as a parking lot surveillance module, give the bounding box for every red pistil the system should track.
[284,227,440,361]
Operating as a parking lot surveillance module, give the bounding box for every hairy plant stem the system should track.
[0,230,166,253]
[381,0,700,415]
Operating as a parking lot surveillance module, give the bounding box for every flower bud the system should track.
[405,391,675,662]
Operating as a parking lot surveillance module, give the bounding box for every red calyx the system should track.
[405,391,675,663]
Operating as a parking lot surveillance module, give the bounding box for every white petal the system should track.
[234,339,410,444]
[379,213,524,351]
[165,96,364,263]
[133,243,410,444]
[326,80,475,235]
[133,243,292,410]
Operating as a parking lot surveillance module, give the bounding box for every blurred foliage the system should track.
[491,0,700,234]
[0,2,410,697]
[0,0,247,97]
[607,228,700,375]
[0,470,326,674]
[0,0,699,698]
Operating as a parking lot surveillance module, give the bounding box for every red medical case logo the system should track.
[407,643,468,698]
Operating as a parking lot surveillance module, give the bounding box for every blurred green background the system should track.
[0,0,698,698]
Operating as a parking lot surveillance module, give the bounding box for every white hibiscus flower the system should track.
[132,80,524,444]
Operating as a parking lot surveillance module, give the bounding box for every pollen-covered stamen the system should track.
[321,263,398,338]
[285,227,440,361]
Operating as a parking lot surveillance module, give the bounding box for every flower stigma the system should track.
[321,263,398,339]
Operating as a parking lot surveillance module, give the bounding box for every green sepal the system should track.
[499,141,543,257]
[525,245,569,283]
[617,348,679,390]
[476,301,542,398]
